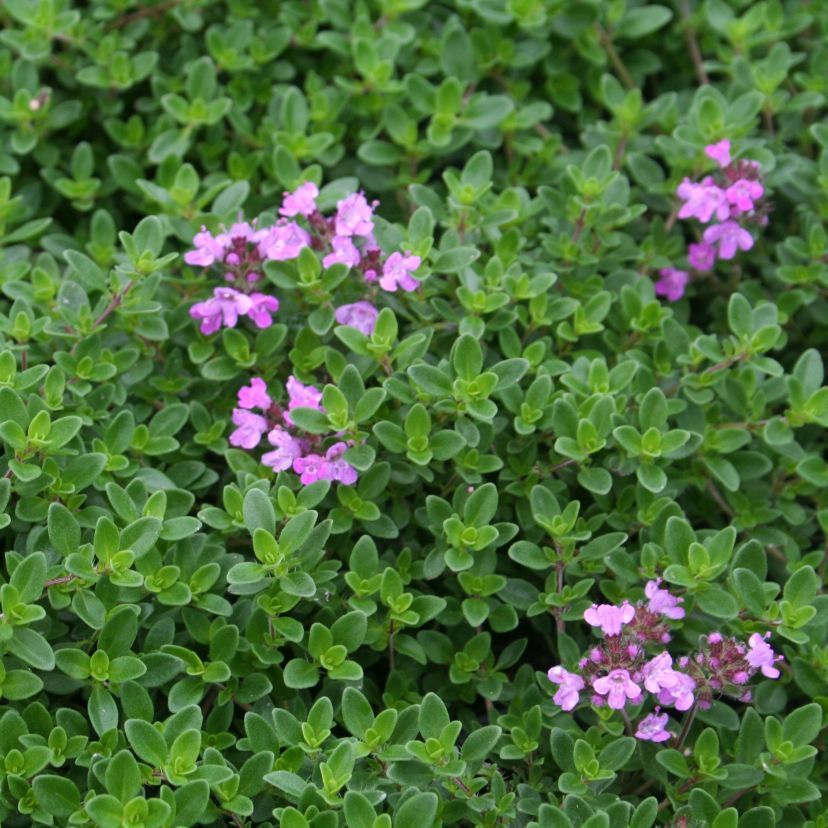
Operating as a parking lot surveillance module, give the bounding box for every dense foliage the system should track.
[0,0,826,826]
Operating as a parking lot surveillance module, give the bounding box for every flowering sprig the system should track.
[184,183,422,336]
[547,580,782,742]
[229,375,358,485]
[655,139,767,302]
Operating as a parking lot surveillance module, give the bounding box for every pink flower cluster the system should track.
[655,140,766,302]
[229,376,358,485]
[185,182,423,337]
[547,580,782,743]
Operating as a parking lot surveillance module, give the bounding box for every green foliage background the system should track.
[0,0,826,826]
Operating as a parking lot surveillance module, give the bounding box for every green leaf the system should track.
[32,775,80,817]
[243,488,275,535]
[393,792,439,828]
[125,719,168,766]
[461,725,501,761]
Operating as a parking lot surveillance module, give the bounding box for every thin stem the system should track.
[70,281,134,357]
[106,0,180,31]
[706,478,734,519]
[597,26,635,90]
[619,708,635,738]
[388,621,396,672]
[678,0,709,85]
[555,563,566,636]
[675,702,698,751]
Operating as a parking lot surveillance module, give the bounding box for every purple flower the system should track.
[654,268,689,302]
[238,377,272,410]
[726,179,763,213]
[703,220,754,260]
[746,633,782,679]
[640,652,685,694]
[323,235,361,269]
[677,178,730,223]
[636,709,672,742]
[286,376,323,410]
[380,251,421,292]
[189,288,252,335]
[335,192,376,237]
[261,428,305,472]
[284,376,324,426]
[645,578,685,620]
[185,227,227,267]
[247,293,280,329]
[705,139,731,168]
[280,182,319,218]
[656,671,696,711]
[688,242,716,271]
[592,669,642,710]
[547,666,585,712]
[262,221,310,261]
[325,442,358,485]
[583,601,635,636]
[293,453,329,485]
[229,408,268,450]
[334,301,379,335]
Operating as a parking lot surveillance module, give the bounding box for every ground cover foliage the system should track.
[0,0,826,826]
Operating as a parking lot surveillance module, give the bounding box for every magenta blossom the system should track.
[189,288,252,335]
[293,453,328,485]
[238,377,272,410]
[703,220,754,260]
[335,193,376,237]
[746,633,783,679]
[592,669,642,710]
[640,652,689,695]
[262,221,310,261]
[229,409,268,450]
[323,235,361,269]
[284,376,324,427]
[261,428,305,472]
[280,182,319,218]
[286,376,323,410]
[726,179,764,213]
[185,227,227,267]
[547,666,585,712]
[677,178,730,223]
[380,251,421,292]
[654,268,689,302]
[705,139,731,169]
[583,601,635,637]
[324,442,358,485]
[656,670,696,711]
[247,293,280,329]
[335,301,379,335]
[645,579,685,620]
[688,241,716,271]
[636,709,672,742]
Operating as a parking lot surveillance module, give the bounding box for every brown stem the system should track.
[657,778,696,812]
[706,479,734,518]
[597,26,635,90]
[452,776,473,795]
[106,0,180,31]
[555,563,565,636]
[678,0,709,85]
[69,281,134,358]
[675,702,698,751]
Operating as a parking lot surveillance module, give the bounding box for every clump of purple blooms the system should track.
[547,579,782,743]
[654,139,767,302]
[185,182,421,335]
[229,375,359,485]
